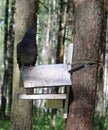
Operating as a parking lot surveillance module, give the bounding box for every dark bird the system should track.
[17,29,38,69]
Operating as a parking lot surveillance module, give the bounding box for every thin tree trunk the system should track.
[7,0,15,117]
[66,0,106,130]
[96,3,107,129]
[0,0,9,119]
[10,0,37,129]
[51,0,64,127]
[56,0,63,63]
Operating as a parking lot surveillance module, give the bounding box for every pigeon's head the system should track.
[25,28,36,39]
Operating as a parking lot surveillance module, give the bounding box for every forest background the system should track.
[0,0,108,130]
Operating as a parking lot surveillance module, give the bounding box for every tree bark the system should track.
[66,0,105,130]
[10,0,36,130]
[0,0,9,119]
[96,5,107,129]
[56,0,63,63]
[7,0,15,117]
[52,0,64,127]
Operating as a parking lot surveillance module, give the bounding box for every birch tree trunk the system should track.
[10,0,36,130]
[66,0,106,130]
[0,0,9,119]
[7,0,15,116]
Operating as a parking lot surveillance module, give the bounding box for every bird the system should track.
[17,29,38,69]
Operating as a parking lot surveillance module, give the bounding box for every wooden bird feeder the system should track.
[18,43,73,118]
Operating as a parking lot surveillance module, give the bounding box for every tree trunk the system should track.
[51,0,64,127]
[7,0,15,117]
[10,0,36,130]
[66,0,105,130]
[56,0,63,63]
[0,0,9,119]
[96,6,107,129]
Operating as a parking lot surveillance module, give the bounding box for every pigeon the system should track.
[17,29,38,69]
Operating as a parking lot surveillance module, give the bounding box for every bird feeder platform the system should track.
[18,43,73,119]
[20,64,71,88]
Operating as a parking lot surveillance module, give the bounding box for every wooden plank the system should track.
[63,113,67,119]
[18,94,66,100]
[46,99,63,108]
[63,87,70,119]
[20,64,72,88]
[67,43,73,66]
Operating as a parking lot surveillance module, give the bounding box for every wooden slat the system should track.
[46,99,63,108]
[18,94,66,100]
[64,87,70,118]
[67,43,73,67]
[20,64,72,88]
[63,113,67,119]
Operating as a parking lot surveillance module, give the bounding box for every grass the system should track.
[0,118,10,130]
[0,107,108,130]
[33,108,65,130]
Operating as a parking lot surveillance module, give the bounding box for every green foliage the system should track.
[33,107,65,130]
[94,111,100,130]
[103,110,108,130]
[0,119,10,130]
[1,108,108,130]
[0,107,65,130]
[94,109,108,130]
